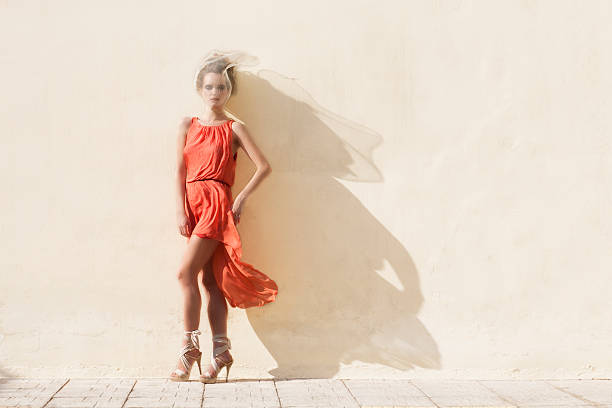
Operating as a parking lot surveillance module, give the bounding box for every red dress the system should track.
[183,117,278,308]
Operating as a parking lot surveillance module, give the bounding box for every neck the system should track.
[200,106,226,122]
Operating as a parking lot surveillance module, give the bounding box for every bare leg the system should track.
[202,258,228,335]
[201,255,232,376]
[173,235,220,375]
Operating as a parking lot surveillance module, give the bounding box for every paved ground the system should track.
[0,378,610,408]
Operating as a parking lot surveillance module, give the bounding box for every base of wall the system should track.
[2,365,610,380]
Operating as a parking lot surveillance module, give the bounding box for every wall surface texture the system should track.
[1,0,611,379]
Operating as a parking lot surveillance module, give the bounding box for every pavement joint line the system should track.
[406,379,441,408]
[544,379,600,407]
[271,379,282,408]
[476,379,519,407]
[199,379,204,408]
[40,378,70,408]
[339,378,360,407]
[119,378,137,408]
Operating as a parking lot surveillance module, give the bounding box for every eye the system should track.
[205,85,213,90]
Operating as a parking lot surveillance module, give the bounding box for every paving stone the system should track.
[0,378,609,407]
[0,378,67,407]
[546,379,612,405]
[124,379,202,408]
[0,396,56,408]
[54,378,135,398]
[203,380,279,407]
[274,379,359,408]
[40,379,134,408]
[479,380,589,407]
[411,379,515,407]
[91,396,131,408]
[0,397,16,406]
[45,397,98,407]
[343,379,435,407]
[123,397,172,408]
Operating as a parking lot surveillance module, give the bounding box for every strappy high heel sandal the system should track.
[199,334,234,383]
[169,329,202,382]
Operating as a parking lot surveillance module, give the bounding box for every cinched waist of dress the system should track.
[187,178,230,188]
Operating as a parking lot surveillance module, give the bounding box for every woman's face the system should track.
[202,72,230,108]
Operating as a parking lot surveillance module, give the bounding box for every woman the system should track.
[169,52,278,383]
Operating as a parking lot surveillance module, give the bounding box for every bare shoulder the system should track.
[230,120,247,134]
[178,116,192,132]
[230,120,247,143]
[177,116,192,144]
[176,117,192,152]
[231,120,255,143]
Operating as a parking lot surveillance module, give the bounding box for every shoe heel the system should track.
[196,354,202,376]
[225,361,233,382]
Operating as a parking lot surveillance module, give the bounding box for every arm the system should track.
[231,122,271,220]
[176,117,192,236]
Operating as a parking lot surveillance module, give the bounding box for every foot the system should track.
[169,330,202,381]
[201,347,232,377]
[200,337,233,382]
[171,347,200,377]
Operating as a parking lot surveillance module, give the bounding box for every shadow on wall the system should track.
[225,70,440,378]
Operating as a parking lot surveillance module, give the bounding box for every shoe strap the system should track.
[177,330,201,373]
[209,334,231,372]
[177,344,200,373]
[212,334,231,357]
[184,329,201,350]
[173,368,187,376]
[209,348,230,372]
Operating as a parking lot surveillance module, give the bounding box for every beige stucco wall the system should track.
[1,0,611,379]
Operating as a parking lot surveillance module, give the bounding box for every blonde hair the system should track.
[194,58,237,97]
[193,50,259,100]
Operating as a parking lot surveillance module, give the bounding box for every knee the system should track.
[176,266,196,285]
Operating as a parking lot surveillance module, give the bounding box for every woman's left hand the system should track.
[231,195,245,224]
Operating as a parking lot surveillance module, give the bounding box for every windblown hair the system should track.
[194,58,237,97]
